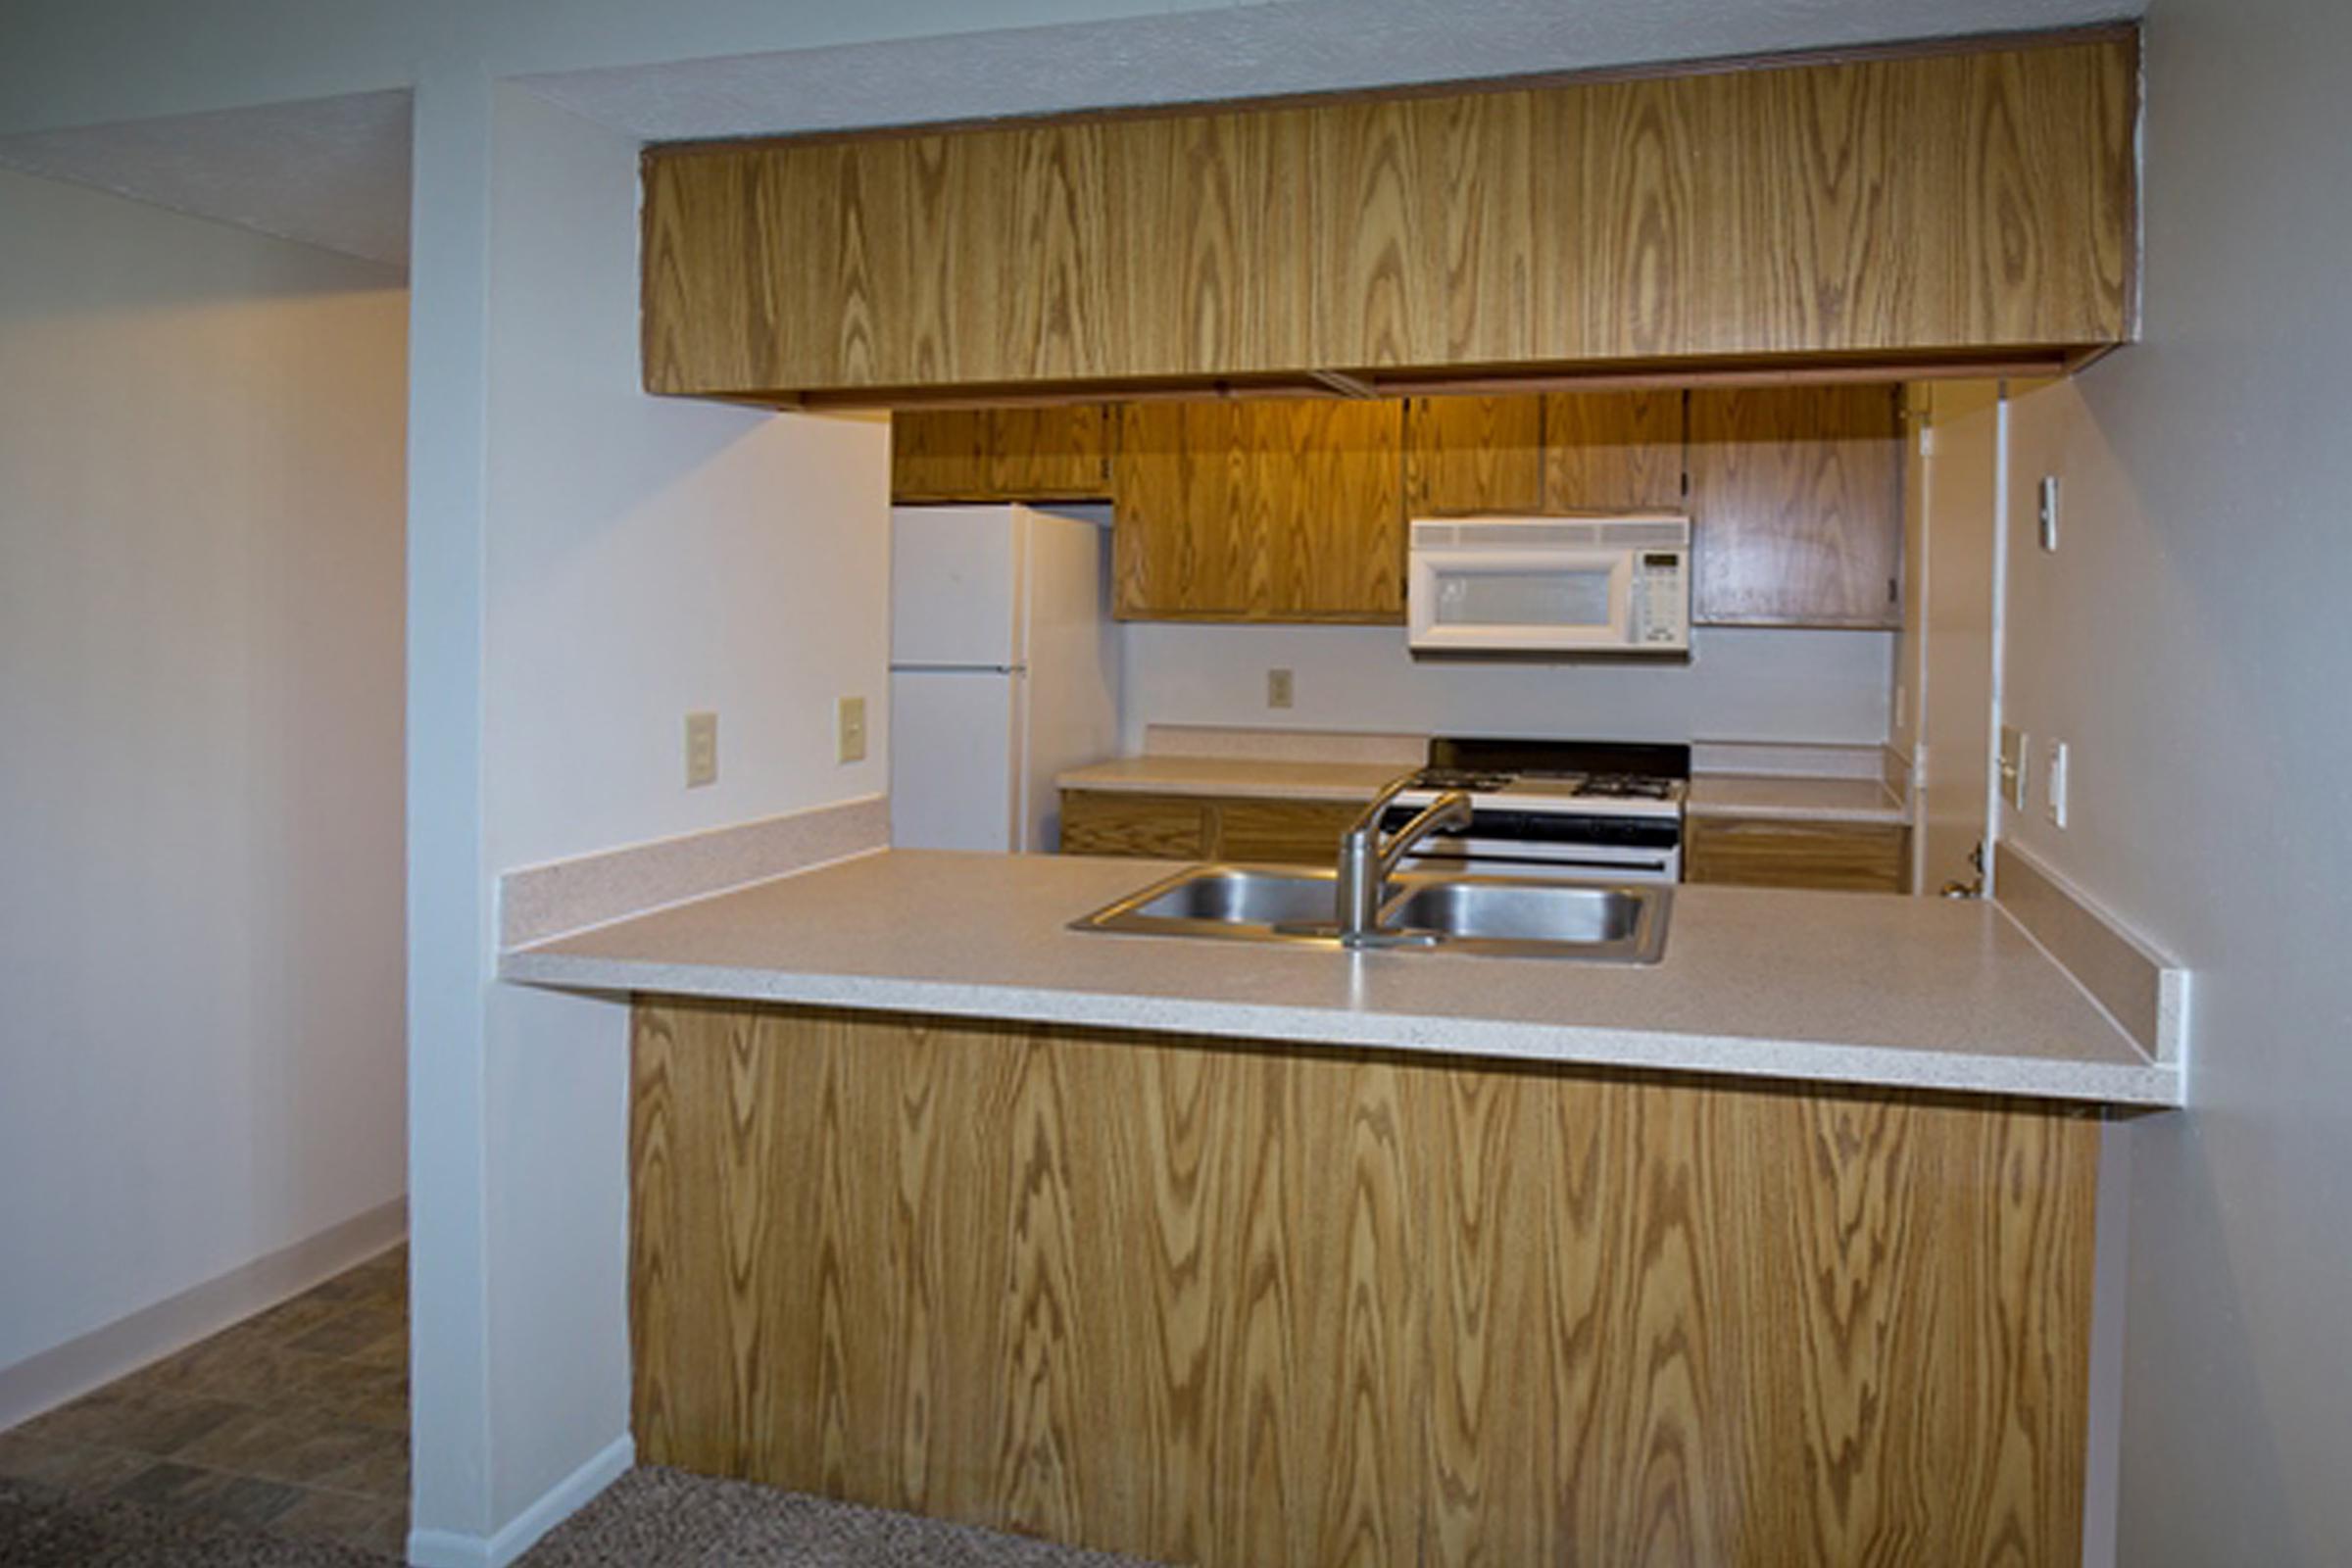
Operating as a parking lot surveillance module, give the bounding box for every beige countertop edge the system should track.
[1055,757,1408,801]
[499,845,2174,1110]
[1683,774,1911,824]
[1063,759,1912,823]
[501,949,2174,1106]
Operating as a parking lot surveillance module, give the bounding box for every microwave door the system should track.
[1413,549,1632,650]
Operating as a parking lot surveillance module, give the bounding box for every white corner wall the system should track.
[0,169,409,1381]
[1996,0,2352,1560]
[1120,623,1892,750]
[400,82,893,1556]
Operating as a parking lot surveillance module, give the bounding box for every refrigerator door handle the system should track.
[888,662,1025,675]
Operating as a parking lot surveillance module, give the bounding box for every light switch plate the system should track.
[685,710,718,788]
[838,695,867,763]
[1999,725,2029,810]
[1267,667,1295,710]
[2037,475,2061,553]
[2045,740,2070,828]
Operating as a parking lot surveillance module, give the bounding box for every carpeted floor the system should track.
[0,1465,1171,1566]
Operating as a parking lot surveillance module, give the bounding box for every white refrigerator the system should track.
[889,504,1121,853]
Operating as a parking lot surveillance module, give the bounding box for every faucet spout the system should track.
[1334,775,1473,945]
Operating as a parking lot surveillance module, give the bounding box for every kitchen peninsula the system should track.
[507,844,2171,1568]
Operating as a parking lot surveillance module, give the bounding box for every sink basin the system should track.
[1388,880,1650,947]
[1071,864,1670,962]
[1070,864,1359,948]
[1115,864,1344,929]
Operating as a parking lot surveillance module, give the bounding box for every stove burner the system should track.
[1576,773,1675,801]
[1410,767,1516,793]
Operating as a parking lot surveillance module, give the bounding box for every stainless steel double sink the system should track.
[1070,863,1671,963]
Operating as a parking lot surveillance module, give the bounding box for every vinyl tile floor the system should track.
[0,1246,410,1558]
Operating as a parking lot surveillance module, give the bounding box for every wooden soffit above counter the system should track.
[642,25,2138,409]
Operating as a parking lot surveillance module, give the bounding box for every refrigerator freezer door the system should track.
[1015,509,1119,854]
[889,668,1021,853]
[891,505,1026,668]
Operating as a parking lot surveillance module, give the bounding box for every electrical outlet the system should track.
[2045,740,2070,828]
[684,710,718,788]
[1998,725,2029,810]
[1266,667,1295,710]
[2037,475,2061,553]
[838,695,867,763]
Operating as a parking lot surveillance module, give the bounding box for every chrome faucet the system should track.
[1335,774,1473,947]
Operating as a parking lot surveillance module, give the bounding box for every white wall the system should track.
[0,170,408,1372]
[431,83,893,1544]
[1121,623,1891,750]
[1996,0,2352,1560]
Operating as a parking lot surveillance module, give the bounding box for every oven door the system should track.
[1385,808,1685,885]
[1407,546,1634,652]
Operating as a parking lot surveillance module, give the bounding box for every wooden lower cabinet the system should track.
[632,1000,2099,1568]
[1686,815,1912,893]
[1057,790,1213,859]
[1058,787,1356,864]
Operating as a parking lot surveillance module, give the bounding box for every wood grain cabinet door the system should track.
[1115,398,1404,622]
[892,406,1114,502]
[1058,791,1213,858]
[1209,799,1359,865]
[1404,396,1545,515]
[1542,389,1687,511]
[1685,816,1911,892]
[1112,402,1253,617]
[644,36,2133,400]
[1688,384,1903,627]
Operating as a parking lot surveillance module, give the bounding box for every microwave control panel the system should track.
[1632,551,1690,646]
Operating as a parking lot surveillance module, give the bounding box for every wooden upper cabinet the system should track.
[1110,109,1313,378]
[1542,391,1686,511]
[1688,385,1903,627]
[1115,399,1404,621]
[1404,396,1544,514]
[642,32,2137,401]
[891,406,1112,501]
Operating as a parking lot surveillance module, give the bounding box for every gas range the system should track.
[1384,739,1690,883]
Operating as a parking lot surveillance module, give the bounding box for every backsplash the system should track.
[1118,623,1892,753]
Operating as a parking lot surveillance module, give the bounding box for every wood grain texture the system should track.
[1205,797,1358,864]
[1687,384,1903,627]
[632,1002,2099,1568]
[1404,395,1545,514]
[888,409,995,501]
[1057,790,1357,865]
[1113,398,1404,622]
[1112,402,1251,618]
[1542,389,1688,510]
[1544,74,1704,361]
[641,35,2137,399]
[1108,109,1312,377]
[1685,816,1912,892]
[891,406,1113,501]
[1056,790,1211,859]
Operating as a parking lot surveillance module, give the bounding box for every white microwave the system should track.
[1406,513,1691,654]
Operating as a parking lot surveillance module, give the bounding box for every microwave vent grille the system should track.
[1410,516,1689,550]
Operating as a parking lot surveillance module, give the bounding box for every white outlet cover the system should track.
[2046,741,2070,828]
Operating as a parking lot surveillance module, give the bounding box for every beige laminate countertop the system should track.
[1062,756,1910,825]
[504,849,2176,1107]
[1686,773,1910,824]
[1056,755,1406,801]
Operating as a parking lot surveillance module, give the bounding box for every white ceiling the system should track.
[0,0,2137,273]
[525,0,2140,143]
[0,90,411,270]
